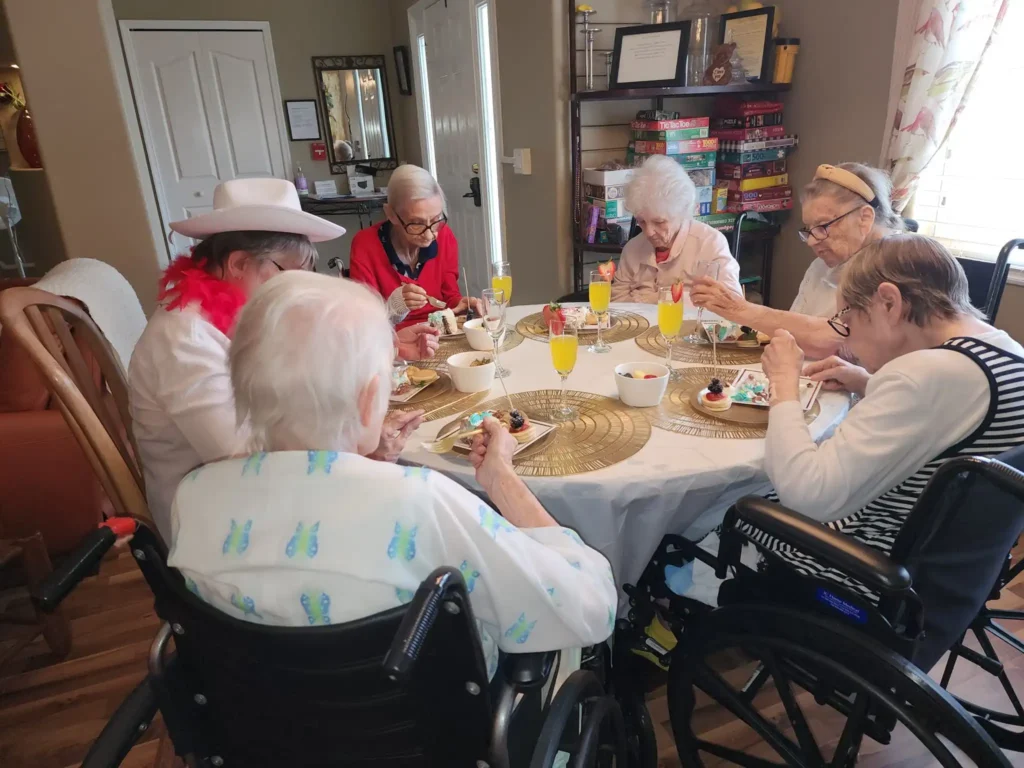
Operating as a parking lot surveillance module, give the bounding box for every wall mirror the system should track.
[313,55,398,173]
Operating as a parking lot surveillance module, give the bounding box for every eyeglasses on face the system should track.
[828,306,852,337]
[270,259,313,273]
[396,211,448,236]
[798,207,863,244]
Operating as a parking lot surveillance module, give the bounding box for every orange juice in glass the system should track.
[588,270,612,354]
[658,285,684,381]
[549,318,579,421]
[492,261,512,304]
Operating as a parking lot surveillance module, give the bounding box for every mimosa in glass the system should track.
[588,270,612,354]
[492,260,513,304]
[549,318,579,421]
[658,286,684,381]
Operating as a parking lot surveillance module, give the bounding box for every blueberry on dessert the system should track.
[700,377,733,412]
[508,407,535,443]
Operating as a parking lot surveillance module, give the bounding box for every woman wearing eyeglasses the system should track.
[690,163,903,358]
[349,164,482,329]
[749,234,1024,598]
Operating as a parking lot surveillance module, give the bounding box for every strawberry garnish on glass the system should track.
[597,260,616,281]
[670,280,684,304]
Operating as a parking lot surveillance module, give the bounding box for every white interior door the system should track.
[411,0,506,299]
[123,25,287,253]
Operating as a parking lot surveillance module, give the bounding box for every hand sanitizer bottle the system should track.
[295,164,308,197]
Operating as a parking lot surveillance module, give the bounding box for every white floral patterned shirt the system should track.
[167,451,618,678]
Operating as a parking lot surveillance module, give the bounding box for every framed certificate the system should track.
[720,7,775,82]
[610,21,691,89]
[284,99,321,141]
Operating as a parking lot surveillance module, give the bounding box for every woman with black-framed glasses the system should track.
[349,164,481,329]
[689,162,903,359]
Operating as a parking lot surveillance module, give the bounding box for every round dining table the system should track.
[403,301,850,593]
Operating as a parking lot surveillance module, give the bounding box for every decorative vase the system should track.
[16,109,42,169]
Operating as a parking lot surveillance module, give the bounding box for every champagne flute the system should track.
[492,261,513,305]
[549,317,579,421]
[588,269,612,354]
[684,260,721,344]
[481,288,510,379]
[658,287,684,382]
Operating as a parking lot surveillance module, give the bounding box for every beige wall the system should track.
[757,0,899,309]
[112,0,408,272]
[4,0,165,308]
[494,0,571,303]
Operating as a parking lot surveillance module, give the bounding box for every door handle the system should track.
[463,177,481,208]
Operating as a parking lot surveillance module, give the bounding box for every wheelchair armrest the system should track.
[728,496,912,594]
[80,676,159,768]
[32,518,137,612]
[501,651,557,689]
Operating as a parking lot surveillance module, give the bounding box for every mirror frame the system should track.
[312,55,399,173]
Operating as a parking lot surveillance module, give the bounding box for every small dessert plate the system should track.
[390,374,441,404]
[451,419,557,456]
[730,369,822,411]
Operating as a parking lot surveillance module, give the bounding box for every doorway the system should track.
[118,21,290,255]
[408,0,506,298]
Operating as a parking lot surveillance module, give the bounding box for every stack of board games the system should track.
[710,98,798,215]
[581,166,635,245]
[625,110,717,216]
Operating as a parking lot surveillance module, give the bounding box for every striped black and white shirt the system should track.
[748,334,1024,598]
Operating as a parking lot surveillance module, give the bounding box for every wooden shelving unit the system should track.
[567,0,792,296]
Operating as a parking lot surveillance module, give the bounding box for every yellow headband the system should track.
[814,164,877,206]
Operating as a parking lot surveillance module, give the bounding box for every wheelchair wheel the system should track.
[667,604,1011,767]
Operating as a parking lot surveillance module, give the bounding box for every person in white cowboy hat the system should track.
[129,178,439,539]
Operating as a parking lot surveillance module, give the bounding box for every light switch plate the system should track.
[513,148,532,175]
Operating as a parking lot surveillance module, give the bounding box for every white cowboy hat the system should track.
[169,178,346,243]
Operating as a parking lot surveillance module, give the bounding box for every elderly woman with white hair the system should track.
[350,164,481,328]
[611,155,740,303]
[167,272,617,678]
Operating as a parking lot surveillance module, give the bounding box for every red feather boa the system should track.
[157,256,248,336]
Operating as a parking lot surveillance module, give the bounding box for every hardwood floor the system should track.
[3,551,1024,766]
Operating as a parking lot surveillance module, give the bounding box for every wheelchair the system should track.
[35,520,631,768]
[618,453,1024,766]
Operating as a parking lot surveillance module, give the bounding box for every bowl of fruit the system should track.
[614,362,670,408]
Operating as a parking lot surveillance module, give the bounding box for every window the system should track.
[475,0,505,266]
[914,3,1024,266]
[416,34,437,178]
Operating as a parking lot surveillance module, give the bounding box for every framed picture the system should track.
[610,21,691,90]
[394,45,413,96]
[720,6,775,82]
[284,99,321,141]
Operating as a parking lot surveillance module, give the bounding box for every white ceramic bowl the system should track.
[614,362,670,407]
[463,318,494,351]
[447,351,496,393]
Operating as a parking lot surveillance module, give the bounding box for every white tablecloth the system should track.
[404,302,850,590]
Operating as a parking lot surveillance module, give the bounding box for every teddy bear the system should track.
[703,43,736,86]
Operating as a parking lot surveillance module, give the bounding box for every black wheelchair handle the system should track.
[730,496,913,594]
[32,523,125,613]
[383,566,466,681]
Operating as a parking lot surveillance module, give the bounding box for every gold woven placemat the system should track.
[516,310,650,344]
[653,366,821,438]
[387,372,491,422]
[414,329,525,371]
[634,321,763,365]
[438,389,651,477]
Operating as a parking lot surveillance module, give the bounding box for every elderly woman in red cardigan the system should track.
[349,164,481,328]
